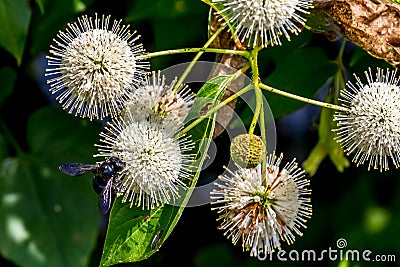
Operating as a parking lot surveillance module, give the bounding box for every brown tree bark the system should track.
[309,0,400,68]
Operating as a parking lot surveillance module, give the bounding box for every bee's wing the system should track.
[59,163,97,176]
[98,179,113,214]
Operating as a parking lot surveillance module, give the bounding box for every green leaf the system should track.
[204,0,257,47]
[126,0,207,69]
[302,132,349,176]
[0,67,16,106]
[35,0,86,14]
[302,141,329,176]
[305,9,340,35]
[303,80,349,176]
[0,133,7,159]
[262,45,337,118]
[349,46,392,73]
[391,0,400,5]
[127,0,206,21]
[26,106,100,161]
[100,75,234,266]
[0,106,102,267]
[29,0,87,56]
[34,0,46,14]
[152,17,207,52]
[0,0,31,65]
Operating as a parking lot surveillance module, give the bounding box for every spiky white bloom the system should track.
[333,68,400,172]
[123,71,194,132]
[46,14,149,120]
[95,111,194,209]
[211,152,312,260]
[213,0,313,47]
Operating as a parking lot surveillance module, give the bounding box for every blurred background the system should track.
[0,0,399,266]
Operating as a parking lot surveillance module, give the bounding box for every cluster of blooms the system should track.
[95,72,195,209]
[47,14,195,210]
[48,0,400,261]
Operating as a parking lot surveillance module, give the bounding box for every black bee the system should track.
[59,157,125,214]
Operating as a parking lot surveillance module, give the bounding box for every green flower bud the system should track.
[230,134,265,168]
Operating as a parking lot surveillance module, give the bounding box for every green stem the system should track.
[246,47,268,180]
[137,48,250,60]
[0,121,23,155]
[248,47,263,135]
[179,82,252,136]
[259,83,349,112]
[259,101,267,176]
[336,40,346,71]
[334,41,347,103]
[172,25,227,93]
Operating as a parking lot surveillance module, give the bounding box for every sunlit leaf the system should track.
[0,107,102,267]
[100,75,236,266]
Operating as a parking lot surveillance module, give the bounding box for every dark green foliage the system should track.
[0,107,101,267]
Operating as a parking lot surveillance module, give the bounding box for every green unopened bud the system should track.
[230,134,265,168]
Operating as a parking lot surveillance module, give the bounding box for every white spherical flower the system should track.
[123,71,194,131]
[213,0,313,47]
[46,14,149,120]
[95,112,194,210]
[334,68,400,172]
[211,152,312,260]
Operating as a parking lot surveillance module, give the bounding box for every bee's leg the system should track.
[113,178,125,194]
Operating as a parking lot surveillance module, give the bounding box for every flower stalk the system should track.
[137,47,250,60]
[179,76,252,136]
[248,47,263,136]
[259,83,350,112]
[172,24,227,93]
